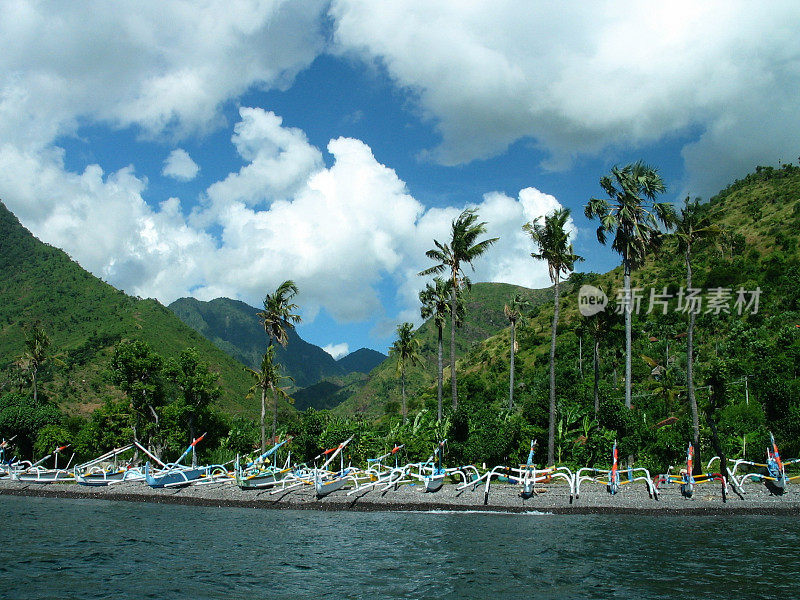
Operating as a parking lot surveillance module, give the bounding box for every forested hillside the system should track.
[0,201,254,416]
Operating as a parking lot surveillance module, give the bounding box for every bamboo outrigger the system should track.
[73,442,155,486]
[468,440,576,504]
[723,433,800,494]
[312,437,357,498]
[575,441,658,501]
[144,433,228,488]
[346,444,407,496]
[655,443,727,498]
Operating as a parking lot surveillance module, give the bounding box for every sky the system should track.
[1,1,799,357]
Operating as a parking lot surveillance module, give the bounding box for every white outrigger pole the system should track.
[346,444,406,496]
[420,440,447,492]
[14,444,76,482]
[463,439,575,504]
[73,442,154,485]
[717,432,800,494]
[235,438,293,489]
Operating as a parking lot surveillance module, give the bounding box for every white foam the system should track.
[405,509,554,516]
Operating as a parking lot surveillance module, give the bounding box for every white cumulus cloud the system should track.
[162,149,200,181]
[0,0,327,151]
[0,109,567,334]
[330,0,800,196]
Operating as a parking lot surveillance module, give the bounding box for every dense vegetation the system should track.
[1,162,799,473]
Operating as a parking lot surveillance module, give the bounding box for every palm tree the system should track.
[584,306,623,416]
[503,294,529,409]
[419,277,463,421]
[257,280,301,348]
[585,161,675,412]
[419,208,498,410]
[525,208,583,465]
[674,197,719,473]
[247,346,294,453]
[16,321,52,404]
[389,322,423,422]
[255,280,301,450]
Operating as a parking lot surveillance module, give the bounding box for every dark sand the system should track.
[2,477,799,515]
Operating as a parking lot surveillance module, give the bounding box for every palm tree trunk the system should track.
[548,277,560,465]
[509,321,516,409]
[271,383,278,443]
[686,246,701,474]
[32,369,38,404]
[450,285,458,411]
[401,368,407,423]
[623,262,632,410]
[578,335,583,378]
[594,337,600,417]
[623,261,633,468]
[437,324,443,421]
[260,387,267,454]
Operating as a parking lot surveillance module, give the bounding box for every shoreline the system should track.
[3,479,800,516]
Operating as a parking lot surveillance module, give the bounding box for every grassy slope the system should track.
[333,282,557,417]
[0,201,256,416]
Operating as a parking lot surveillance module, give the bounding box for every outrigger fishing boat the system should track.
[422,440,447,492]
[313,437,356,498]
[73,442,157,486]
[575,441,658,501]
[0,436,19,478]
[466,440,576,504]
[725,433,800,494]
[402,440,470,493]
[144,433,227,488]
[235,438,293,489]
[14,444,75,483]
[655,443,726,499]
[346,444,407,496]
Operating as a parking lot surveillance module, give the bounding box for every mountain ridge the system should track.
[167,296,387,391]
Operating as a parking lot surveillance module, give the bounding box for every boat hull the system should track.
[236,468,290,489]
[315,474,349,498]
[424,474,445,493]
[16,470,74,483]
[145,465,205,488]
[76,470,143,486]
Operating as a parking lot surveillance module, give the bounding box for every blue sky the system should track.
[1,1,799,356]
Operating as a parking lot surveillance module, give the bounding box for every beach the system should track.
[2,477,799,515]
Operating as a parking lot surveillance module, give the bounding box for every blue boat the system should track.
[144,433,209,488]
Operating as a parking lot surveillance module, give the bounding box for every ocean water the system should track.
[1,495,798,599]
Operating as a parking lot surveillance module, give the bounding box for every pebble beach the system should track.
[2,477,799,515]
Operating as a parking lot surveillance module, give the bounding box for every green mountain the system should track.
[336,348,386,374]
[167,297,387,389]
[0,200,255,416]
[291,372,369,411]
[332,163,800,434]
